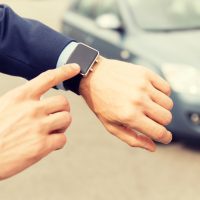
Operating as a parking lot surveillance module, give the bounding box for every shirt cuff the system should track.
[56,41,78,90]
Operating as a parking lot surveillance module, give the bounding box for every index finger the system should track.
[148,70,171,96]
[25,64,80,98]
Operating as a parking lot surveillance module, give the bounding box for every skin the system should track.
[0,64,80,180]
[80,57,173,152]
[0,57,173,179]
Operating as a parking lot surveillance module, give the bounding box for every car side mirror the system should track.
[95,13,124,33]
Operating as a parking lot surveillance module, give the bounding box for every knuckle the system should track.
[165,83,171,96]
[159,111,173,126]
[138,79,148,91]
[142,68,150,78]
[131,94,145,107]
[127,137,142,148]
[57,95,69,109]
[51,134,67,151]
[105,124,115,135]
[119,108,136,124]
[163,112,173,125]
[28,102,44,117]
[35,102,45,111]
[32,119,48,135]
[27,106,37,117]
[35,121,46,133]
[59,135,67,148]
[120,111,140,129]
[42,70,57,84]
[61,112,72,125]
[128,140,138,147]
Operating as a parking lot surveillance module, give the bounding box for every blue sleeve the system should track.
[0,4,74,81]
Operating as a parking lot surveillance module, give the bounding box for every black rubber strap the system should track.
[63,74,82,95]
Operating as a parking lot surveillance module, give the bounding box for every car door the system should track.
[62,0,132,62]
[62,0,96,44]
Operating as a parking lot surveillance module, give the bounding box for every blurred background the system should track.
[1,0,200,200]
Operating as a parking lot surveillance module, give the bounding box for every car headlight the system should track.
[161,63,200,95]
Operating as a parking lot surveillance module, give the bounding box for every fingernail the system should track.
[69,63,80,70]
[167,131,173,143]
[163,131,172,144]
[61,64,80,71]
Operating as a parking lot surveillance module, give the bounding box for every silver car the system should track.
[62,0,200,141]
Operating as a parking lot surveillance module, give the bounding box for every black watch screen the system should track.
[66,43,99,76]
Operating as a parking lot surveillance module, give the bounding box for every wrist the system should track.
[79,56,108,100]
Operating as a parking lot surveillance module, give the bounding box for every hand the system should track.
[79,57,173,152]
[0,64,80,180]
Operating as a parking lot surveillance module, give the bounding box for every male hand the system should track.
[0,64,80,180]
[79,57,173,152]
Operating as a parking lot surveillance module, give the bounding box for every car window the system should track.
[76,0,121,20]
[95,0,120,18]
[74,0,124,33]
[74,0,99,18]
[127,0,200,31]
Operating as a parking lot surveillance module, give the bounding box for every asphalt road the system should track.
[1,1,200,200]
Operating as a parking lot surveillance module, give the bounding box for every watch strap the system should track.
[63,73,82,94]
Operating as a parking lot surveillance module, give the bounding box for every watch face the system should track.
[66,43,99,76]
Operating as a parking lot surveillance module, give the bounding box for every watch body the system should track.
[63,43,100,94]
[66,43,99,76]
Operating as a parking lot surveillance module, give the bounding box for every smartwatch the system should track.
[63,43,100,94]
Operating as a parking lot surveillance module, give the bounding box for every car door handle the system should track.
[120,50,130,60]
[84,36,94,45]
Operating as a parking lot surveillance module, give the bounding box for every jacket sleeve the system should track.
[0,4,73,80]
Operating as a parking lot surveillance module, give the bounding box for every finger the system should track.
[148,70,171,96]
[149,85,174,110]
[48,133,67,151]
[54,128,68,134]
[26,64,80,98]
[45,111,72,132]
[107,124,156,152]
[144,98,172,126]
[41,95,70,115]
[129,116,172,144]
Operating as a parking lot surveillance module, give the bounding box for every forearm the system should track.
[0,5,73,80]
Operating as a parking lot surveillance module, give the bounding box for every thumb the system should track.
[26,63,80,98]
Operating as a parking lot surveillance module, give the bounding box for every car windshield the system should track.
[128,0,200,31]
